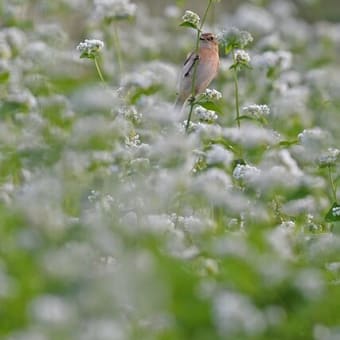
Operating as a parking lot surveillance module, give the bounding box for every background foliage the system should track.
[0,0,339,339]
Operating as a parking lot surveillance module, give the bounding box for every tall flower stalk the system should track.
[93,0,137,81]
[218,28,253,128]
[112,23,124,76]
[77,39,106,83]
[231,49,251,128]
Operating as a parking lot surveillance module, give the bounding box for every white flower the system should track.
[206,144,233,166]
[279,220,296,229]
[93,0,136,21]
[213,291,266,336]
[332,206,340,217]
[235,49,251,64]
[200,88,222,101]
[77,39,104,58]
[118,105,142,124]
[182,10,200,28]
[125,132,141,147]
[194,105,218,123]
[242,104,270,118]
[233,164,261,181]
[318,148,340,166]
[298,127,328,145]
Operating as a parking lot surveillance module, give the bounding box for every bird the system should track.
[175,32,219,109]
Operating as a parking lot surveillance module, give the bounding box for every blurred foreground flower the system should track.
[233,163,261,182]
[318,148,340,167]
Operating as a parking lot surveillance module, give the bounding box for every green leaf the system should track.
[224,45,233,55]
[80,51,95,59]
[179,21,199,30]
[237,115,256,121]
[325,202,340,222]
[278,140,298,147]
[0,71,10,83]
[198,101,223,114]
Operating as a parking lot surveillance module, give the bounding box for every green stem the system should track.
[185,0,213,132]
[112,23,123,78]
[233,51,241,128]
[185,101,195,132]
[200,0,213,30]
[94,57,105,83]
[328,165,337,202]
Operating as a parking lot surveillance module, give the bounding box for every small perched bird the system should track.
[175,32,219,108]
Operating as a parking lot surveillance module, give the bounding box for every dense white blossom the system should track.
[77,39,104,58]
[235,49,251,64]
[182,10,200,27]
[242,104,270,118]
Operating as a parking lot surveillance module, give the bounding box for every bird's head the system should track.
[199,32,219,50]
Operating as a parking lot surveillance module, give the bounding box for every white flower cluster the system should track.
[194,105,218,123]
[206,144,233,166]
[298,127,327,146]
[93,0,136,21]
[242,104,270,118]
[213,291,266,336]
[332,206,340,217]
[118,105,142,124]
[233,164,261,181]
[182,10,200,28]
[76,39,104,58]
[125,132,141,147]
[318,148,339,167]
[201,88,222,101]
[235,49,251,64]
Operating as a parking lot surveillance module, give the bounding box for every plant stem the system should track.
[94,57,105,83]
[112,23,123,78]
[200,0,213,29]
[328,165,337,202]
[185,0,213,132]
[233,51,241,128]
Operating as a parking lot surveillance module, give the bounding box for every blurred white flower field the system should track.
[0,0,339,339]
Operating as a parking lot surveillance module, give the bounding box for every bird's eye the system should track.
[208,36,213,41]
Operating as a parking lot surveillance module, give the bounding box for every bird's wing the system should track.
[182,52,199,78]
[184,52,194,66]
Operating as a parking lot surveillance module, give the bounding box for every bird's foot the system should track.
[188,95,196,105]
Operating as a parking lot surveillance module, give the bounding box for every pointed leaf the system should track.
[179,22,199,30]
[199,101,223,114]
[325,202,340,222]
[278,140,298,147]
